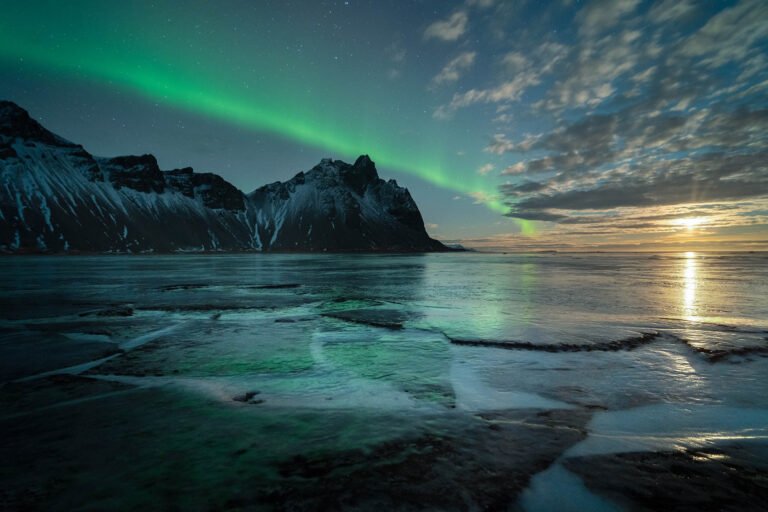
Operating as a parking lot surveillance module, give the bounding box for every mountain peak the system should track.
[0,100,26,117]
[339,154,378,194]
[353,154,374,170]
[352,154,377,178]
[0,100,74,146]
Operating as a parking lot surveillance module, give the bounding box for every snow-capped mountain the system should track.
[0,101,447,253]
[248,156,446,251]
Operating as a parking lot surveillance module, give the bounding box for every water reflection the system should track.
[682,251,698,321]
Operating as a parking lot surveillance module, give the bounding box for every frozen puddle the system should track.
[567,403,768,457]
[520,463,623,512]
[451,357,574,411]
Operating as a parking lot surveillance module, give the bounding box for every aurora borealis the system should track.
[0,4,483,192]
[1,0,767,249]
[0,1,513,218]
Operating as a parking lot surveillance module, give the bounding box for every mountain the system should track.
[0,101,448,253]
[249,156,445,251]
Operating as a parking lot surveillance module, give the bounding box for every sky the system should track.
[0,0,766,251]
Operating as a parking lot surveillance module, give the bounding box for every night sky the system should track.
[1,0,766,250]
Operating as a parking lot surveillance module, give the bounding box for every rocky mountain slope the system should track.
[0,101,447,253]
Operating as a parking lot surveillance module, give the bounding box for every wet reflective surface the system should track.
[1,252,767,510]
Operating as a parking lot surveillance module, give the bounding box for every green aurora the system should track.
[0,1,534,234]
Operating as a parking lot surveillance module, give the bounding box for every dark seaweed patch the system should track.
[446,331,661,353]
[159,283,210,292]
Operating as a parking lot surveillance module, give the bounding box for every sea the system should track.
[1,252,767,510]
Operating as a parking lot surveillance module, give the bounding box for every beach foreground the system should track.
[2,252,767,510]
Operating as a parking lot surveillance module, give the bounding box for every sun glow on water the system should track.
[682,251,698,321]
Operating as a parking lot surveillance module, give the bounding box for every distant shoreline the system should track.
[1,249,765,256]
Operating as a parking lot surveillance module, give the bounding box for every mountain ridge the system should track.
[0,100,449,253]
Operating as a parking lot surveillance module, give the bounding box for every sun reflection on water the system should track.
[682,251,698,321]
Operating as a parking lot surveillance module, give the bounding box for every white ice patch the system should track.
[450,355,574,411]
[208,229,220,249]
[119,322,185,351]
[37,191,54,231]
[14,353,122,383]
[14,190,26,225]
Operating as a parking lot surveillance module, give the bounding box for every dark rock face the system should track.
[0,140,17,159]
[70,146,104,182]
[102,154,166,193]
[165,168,245,211]
[340,154,378,195]
[0,100,447,253]
[163,167,196,197]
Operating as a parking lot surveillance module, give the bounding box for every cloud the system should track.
[476,163,495,175]
[434,71,541,119]
[504,150,768,220]
[490,102,768,173]
[540,28,642,112]
[577,0,640,37]
[386,42,407,63]
[424,0,768,249]
[500,162,526,175]
[432,51,477,86]
[385,41,406,80]
[434,41,567,119]
[502,209,567,222]
[499,97,768,225]
[469,191,494,204]
[648,0,695,24]
[501,180,549,196]
[387,69,401,80]
[485,133,540,154]
[484,200,768,251]
[677,0,768,68]
[424,12,469,42]
[501,51,528,73]
[485,134,514,154]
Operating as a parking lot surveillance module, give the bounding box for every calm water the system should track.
[1,252,767,510]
